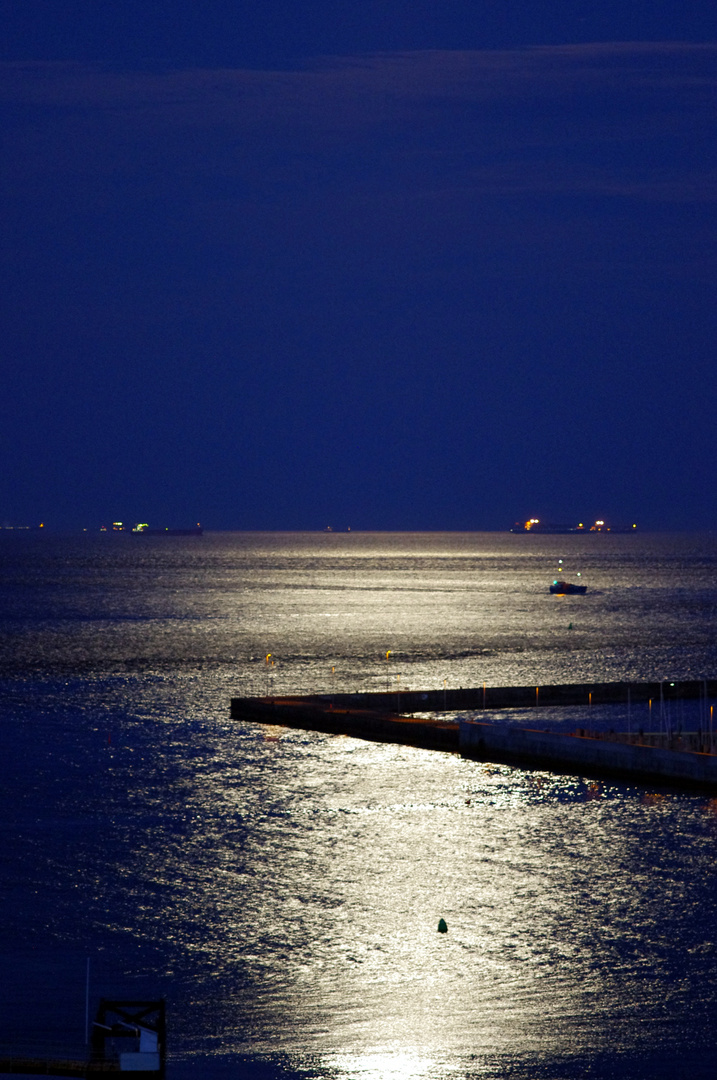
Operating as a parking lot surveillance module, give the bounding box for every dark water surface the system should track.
[2,531,717,1079]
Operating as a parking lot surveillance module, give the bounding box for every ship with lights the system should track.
[511,518,637,534]
[100,522,203,536]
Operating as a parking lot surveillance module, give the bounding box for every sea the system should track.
[2,529,717,1080]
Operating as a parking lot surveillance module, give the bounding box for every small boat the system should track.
[550,580,587,595]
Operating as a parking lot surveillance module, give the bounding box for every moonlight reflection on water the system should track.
[1,531,717,1079]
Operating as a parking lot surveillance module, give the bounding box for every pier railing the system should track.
[235,678,717,716]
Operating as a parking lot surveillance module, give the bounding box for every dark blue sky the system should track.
[2,2,716,530]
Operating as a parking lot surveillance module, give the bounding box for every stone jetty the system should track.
[230,679,717,792]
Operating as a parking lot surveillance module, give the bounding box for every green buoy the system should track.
[437,918,448,933]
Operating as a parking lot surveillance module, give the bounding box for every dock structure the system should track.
[233,678,717,715]
[459,719,717,791]
[231,695,460,751]
[0,1001,165,1079]
[0,1057,119,1076]
[230,679,717,792]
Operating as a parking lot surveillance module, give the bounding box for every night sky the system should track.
[2,2,716,531]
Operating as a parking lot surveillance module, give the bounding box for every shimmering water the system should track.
[2,531,717,1079]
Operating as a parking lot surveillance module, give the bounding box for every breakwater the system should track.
[459,720,717,790]
[234,678,717,716]
[230,679,717,791]
[230,696,459,751]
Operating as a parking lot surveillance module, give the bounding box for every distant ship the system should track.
[511,518,637,534]
[549,580,588,595]
[134,527,203,536]
[132,523,203,536]
[100,522,203,536]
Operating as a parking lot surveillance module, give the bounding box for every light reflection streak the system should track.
[130,730,668,1061]
[5,531,717,1078]
[322,1050,457,1080]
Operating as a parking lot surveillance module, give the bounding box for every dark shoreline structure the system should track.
[230,680,717,792]
[0,1000,165,1078]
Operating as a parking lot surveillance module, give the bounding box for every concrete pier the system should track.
[230,696,459,751]
[230,679,717,791]
[459,720,717,790]
[233,678,717,716]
